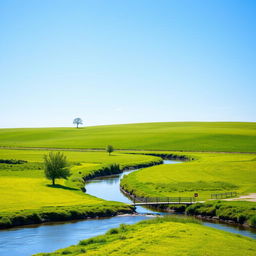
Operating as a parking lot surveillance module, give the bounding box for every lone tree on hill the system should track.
[106,145,114,156]
[44,152,70,185]
[73,117,83,128]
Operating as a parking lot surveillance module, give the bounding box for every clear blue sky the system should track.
[0,0,255,128]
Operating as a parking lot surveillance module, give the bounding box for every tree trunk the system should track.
[77,123,78,128]
[52,178,55,185]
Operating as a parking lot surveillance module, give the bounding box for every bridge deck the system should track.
[132,201,198,206]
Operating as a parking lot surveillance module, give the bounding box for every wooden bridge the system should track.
[130,196,198,206]
[127,191,238,206]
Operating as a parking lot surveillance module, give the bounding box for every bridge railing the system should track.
[211,192,237,199]
[132,196,195,204]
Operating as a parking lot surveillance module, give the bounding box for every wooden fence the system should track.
[211,192,237,199]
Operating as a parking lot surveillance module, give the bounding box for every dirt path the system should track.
[224,193,256,202]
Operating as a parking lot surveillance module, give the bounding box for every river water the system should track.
[0,160,255,256]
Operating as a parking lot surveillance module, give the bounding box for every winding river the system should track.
[0,160,255,256]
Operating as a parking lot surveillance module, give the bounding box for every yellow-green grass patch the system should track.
[121,152,256,200]
[0,176,102,212]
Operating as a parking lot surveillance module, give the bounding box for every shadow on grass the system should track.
[46,184,79,191]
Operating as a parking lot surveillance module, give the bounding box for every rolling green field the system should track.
[121,152,256,200]
[0,149,160,227]
[0,122,255,152]
[0,122,256,255]
[35,216,256,256]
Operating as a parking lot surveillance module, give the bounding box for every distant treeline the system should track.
[0,159,27,164]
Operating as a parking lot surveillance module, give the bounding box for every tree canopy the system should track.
[73,117,83,128]
[106,145,114,156]
[44,152,70,185]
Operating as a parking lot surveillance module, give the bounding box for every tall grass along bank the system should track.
[186,201,256,228]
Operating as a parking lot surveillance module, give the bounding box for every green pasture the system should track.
[0,122,255,152]
[0,149,159,214]
[35,216,256,256]
[0,149,160,166]
[121,152,256,200]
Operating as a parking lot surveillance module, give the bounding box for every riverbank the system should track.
[186,200,256,228]
[35,216,256,256]
[0,203,134,229]
[79,157,163,184]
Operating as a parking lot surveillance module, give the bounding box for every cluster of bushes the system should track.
[186,201,256,227]
[0,203,134,229]
[83,164,121,181]
[0,159,27,164]
[146,153,193,161]
[121,157,163,171]
[128,152,193,161]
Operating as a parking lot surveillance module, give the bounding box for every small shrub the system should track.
[79,238,97,246]
[0,216,12,227]
[61,249,72,255]
[237,214,247,224]
[249,215,256,228]
[107,228,119,234]
[119,223,128,232]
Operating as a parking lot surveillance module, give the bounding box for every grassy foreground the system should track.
[0,122,255,152]
[121,152,256,200]
[0,149,161,228]
[35,216,256,256]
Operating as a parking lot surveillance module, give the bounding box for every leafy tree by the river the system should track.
[44,152,70,185]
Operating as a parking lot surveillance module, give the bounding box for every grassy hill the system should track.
[0,122,255,152]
